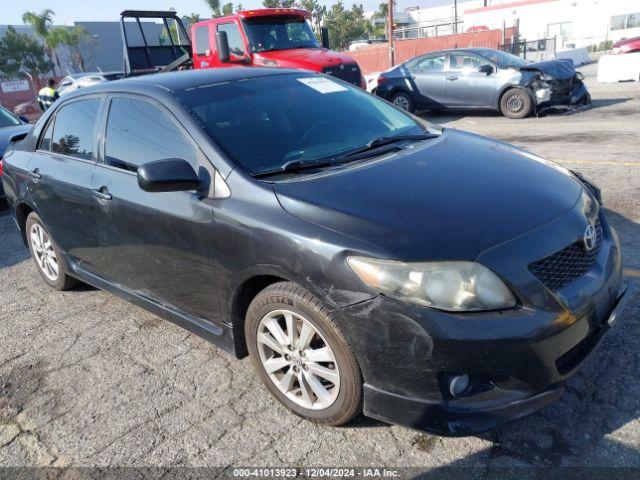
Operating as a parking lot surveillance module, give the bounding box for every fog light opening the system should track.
[449,374,471,397]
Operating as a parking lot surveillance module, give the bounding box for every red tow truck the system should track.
[120,9,365,88]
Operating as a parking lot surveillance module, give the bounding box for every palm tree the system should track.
[22,9,57,74]
[206,0,222,18]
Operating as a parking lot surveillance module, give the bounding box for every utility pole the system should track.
[453,0,458,34]
[388,0,395,67]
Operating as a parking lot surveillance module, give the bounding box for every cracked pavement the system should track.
[0,62,639,470]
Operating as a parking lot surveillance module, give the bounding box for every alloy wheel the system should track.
[30,223,59,281]
[256,309,340,410]
[393,95,411,111]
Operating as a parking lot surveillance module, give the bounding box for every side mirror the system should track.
[216,31,230,63]
[19,116,29,124]
[320,27,330,49]
[137,158,200,193]
[478,64,494,75]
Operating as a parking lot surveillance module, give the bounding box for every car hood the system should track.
[254,48,358,71]
[0,124,32,156]
[519,58,576,80]
[273,129,583,260]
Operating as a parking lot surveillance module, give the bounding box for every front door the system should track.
[91,95,221,324]
[407,53,448,108]
[444,52,497,107]
[28,97,104,271]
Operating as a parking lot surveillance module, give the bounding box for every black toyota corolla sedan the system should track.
[1,68,626,435]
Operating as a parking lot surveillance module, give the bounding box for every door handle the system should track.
[93,187,112,201]
[446,76,458,81]
[26,168,41,180]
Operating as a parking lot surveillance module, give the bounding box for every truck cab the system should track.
[191,9,365,87]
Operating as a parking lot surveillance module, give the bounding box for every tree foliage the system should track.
[298,0,326,37]
[263,0,296,8]
[323,2,368,50]
[0,26,54,86]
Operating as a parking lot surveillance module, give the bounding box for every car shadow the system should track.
[0,209,30,269]
[410,209,640,474]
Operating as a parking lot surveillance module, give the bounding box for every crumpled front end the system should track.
[527,70,591,114]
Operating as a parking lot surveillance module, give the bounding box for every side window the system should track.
[448,53,483,71]
[409,55,446,73]
[38,117,54,151]
[195,25,210,55]
[105,98,198,172]
[217,22,246,56]
[52,99,101,160]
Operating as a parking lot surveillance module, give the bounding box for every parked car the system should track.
[375,48,590,118]
[0,106,31,204]
[57,72,125,97]
[13,100,40,117]
[611,36,640,54]
[2,68,626,435]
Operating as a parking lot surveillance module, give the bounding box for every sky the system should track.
[3,0,467,25]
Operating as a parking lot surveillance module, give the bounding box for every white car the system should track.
[57,72,125,96]
[597,52,640,82]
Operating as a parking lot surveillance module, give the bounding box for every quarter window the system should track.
[52,99,100,160]
[196,26,210,55]
[105,98,198,172]
[217,22,246,56]
[38,118,54,151]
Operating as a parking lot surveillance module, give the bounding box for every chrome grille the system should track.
[528,220,603,290]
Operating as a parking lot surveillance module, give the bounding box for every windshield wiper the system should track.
[335,133,439,161]
[253,159,335,178]
[252,132,439,179]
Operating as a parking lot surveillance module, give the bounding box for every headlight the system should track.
[347,257,517,312]
[540,73,555,82]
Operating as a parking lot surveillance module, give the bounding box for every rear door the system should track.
[406,53,448,107]
[193,23,215,69]
[90,94,222,324]
[28,96,104,271]
[444,51,497,107]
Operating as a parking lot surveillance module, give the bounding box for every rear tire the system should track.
[246,281,362,426]
[500,88,533,119]
[26,212,79,291]
[391,91,416,113]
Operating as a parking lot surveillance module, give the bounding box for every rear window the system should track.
[196,26,210,55]
[51,99,101,160]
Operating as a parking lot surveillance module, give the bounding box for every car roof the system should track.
[74,67,301,95]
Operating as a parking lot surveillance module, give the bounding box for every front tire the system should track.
[500,88,533,119]
[26,212,79,291]
[391,91,416,113]
[246,282,362,426]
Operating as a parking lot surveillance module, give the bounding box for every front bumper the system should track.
[357,288,627,436]
[335,201,624,436]
[534,76,591,114]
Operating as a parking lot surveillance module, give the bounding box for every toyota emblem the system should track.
[583,223,597,252]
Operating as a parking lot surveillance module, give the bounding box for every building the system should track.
[377,0,640,49]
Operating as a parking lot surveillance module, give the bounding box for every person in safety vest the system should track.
[37,79,59,112]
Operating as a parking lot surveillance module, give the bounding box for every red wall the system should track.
[349,28,515,74]
[0,77,61,121]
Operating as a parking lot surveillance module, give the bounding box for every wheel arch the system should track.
[15,202,35,246]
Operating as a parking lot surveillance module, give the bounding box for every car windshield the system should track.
[477,49,526,69]
[176,73,427,175]
[243,16,319,53]
[0,107,21,128]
